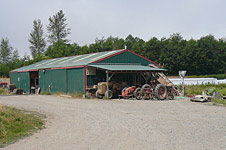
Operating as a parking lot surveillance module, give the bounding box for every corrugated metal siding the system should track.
[39,69,66,93]
[39,70,51,93]
[19,72,29,93]
[39,70,45,92]
[51,69,66,93]
[97,51,152,65]
[10,72,19,88]
[67,68,84,94]
[87,76,94,86]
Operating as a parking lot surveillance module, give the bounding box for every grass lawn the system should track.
[181,84,226,106]
[183,84,226,97]
[0,88,8,95]
[212,98,226,106]
[0,105,45,147]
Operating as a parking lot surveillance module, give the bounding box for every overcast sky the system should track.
[1,0,226,57]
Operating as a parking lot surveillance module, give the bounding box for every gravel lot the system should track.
[0,95,226,150]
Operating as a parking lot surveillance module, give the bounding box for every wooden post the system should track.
[106,71,109,99]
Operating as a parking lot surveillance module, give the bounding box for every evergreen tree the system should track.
[47,10,71,44]
[0,37,13,64]
[28,19,46,58]
[12,49,19,62]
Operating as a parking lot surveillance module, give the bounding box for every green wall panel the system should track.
[67,68,84,94]
[39,70,51,93]
[39,69,66,93]
[51,69,66,93]
[98,51,152,66]
[10,72,19,88]
[19,72,29,93]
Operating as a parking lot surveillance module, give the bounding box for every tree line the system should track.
[1,10,226,77]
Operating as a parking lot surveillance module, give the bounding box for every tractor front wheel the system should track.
[141,84,152,100]
[134,88,142,100]
[105,90,113,99]
[96,91,103,99]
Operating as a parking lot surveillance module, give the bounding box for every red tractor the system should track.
[120,73,179,100]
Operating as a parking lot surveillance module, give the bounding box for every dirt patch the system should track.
[0,95,226,150]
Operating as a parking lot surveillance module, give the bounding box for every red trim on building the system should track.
[91,49,127,63]
[11,49,159,73]
[13,66,84,73]
[47,65,84,70]
[9,71,11,84]
[83,65,86,94]
[17,69,39,72]
[126,50,159,66]
[91,49,159,66]
[149,64,158,68]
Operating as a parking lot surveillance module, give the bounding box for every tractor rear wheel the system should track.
[155,84,167,100]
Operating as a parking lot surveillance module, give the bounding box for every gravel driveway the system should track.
[0,95,226,150]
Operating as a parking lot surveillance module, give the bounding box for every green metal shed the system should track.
[10,49,164,94]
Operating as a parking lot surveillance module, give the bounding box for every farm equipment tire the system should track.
[134,88,142,100]
[167,92,174,100]
[105,90,113,99]
[155,84,167,100]
[96,91,103,99]
[141,84,152,100]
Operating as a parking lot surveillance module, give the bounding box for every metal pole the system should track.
[179,71,186,97]
[106,71,109,99]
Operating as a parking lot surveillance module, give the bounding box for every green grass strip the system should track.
[0,106,45,147]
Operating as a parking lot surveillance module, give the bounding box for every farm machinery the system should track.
[95,82,126,99]
[120,72,179,100]
[95,72,179,100]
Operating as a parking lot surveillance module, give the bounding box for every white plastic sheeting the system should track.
[169,78,226,85]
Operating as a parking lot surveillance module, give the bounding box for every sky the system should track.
[1,0,226,57]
